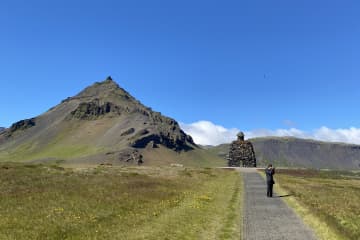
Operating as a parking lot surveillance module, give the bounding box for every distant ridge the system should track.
[252,137,360,169]
[206,137,360,169]
[0,77,224,167]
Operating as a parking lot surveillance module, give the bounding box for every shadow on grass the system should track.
[274,194,292,198]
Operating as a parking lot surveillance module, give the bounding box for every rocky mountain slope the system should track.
[0,127,5,133]
[0,77,224,167]
[207,137,360,169]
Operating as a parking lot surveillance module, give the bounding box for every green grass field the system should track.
[275,169,360,240]
[0,163,242,240]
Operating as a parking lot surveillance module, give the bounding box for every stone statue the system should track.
[227,132,256,167]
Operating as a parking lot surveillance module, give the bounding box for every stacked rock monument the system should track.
[227,132,256,167]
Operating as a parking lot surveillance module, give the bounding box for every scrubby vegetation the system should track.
[0,163,242,239]
[275,169,360,240]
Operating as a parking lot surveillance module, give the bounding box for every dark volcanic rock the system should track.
[227,132,256,167]
[131,131,194,151]
[120,128,135,136]
[136,129,150,136]
[9,118,36,133]
[118,148,143,165]
[68,100,123,120]
[146,140,158,149]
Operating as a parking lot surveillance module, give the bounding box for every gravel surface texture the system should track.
[241,168,317,240]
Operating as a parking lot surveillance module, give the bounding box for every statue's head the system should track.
[237,132,245,141]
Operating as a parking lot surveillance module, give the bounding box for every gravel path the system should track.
[240,168,317,240]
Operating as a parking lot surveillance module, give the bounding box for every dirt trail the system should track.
[239,168,317,240]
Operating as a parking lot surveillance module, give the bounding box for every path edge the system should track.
[257,170,344,240]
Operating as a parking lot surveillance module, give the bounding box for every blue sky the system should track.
[1,0,360,144]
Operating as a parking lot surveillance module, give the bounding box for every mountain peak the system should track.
[96,76,120,88]
[102,76,118,87]
[0,77,197,165]
[73,77,127,100]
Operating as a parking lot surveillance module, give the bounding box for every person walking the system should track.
[265,164,275,197]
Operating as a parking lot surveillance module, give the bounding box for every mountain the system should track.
[207,137,360,170]
[0,127,5,133]
[0,77,224,167]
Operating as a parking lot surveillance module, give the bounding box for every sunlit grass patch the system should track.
[273,169,360,240]
[0,163,242,239]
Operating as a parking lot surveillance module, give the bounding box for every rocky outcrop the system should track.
[149,112,196,151]
[8,118,36,134]
[68,100,123,120]
[120,128,135,136]
[130,132,193,151]
[119,108,197,151]
[117,148,143,165]
[227,132,256,167]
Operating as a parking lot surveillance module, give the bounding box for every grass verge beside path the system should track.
[264,169,360,240]
[0,163,242,240]
[130,168,242,240]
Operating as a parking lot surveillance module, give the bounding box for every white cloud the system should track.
[313,126,360,144]
[180,121,239,146]
[180,121,360,146]
[244,128,309,140]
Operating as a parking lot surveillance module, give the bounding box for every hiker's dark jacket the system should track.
[265,168,275,184]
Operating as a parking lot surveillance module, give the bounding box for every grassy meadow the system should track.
[0,163,242,240]
[274,169,360,240]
